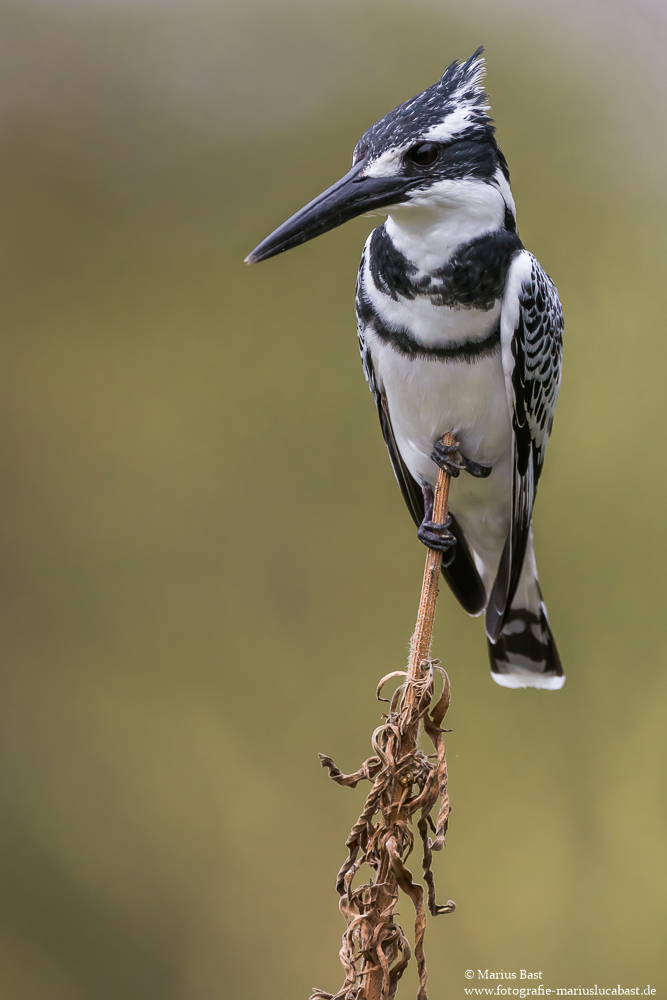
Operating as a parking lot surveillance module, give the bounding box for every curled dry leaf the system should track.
[314,660,455,1000]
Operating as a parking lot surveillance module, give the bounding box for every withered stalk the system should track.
[407,430,456,690]
[312,432,457,1000]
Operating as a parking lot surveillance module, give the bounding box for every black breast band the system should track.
[367,307,501,363]
[369,225,523,311]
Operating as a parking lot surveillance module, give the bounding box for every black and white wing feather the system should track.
[486,250,563,642]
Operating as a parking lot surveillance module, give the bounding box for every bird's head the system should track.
[246,47,513,264]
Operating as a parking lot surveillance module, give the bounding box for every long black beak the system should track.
[245,160,415,264]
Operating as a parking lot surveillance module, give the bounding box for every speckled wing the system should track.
[486,250,563,642]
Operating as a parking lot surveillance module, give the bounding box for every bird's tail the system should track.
[485,542,564,689]
[487,601,563,689]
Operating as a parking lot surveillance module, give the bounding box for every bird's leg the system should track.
[431,438,492,479]
[417,484,456,554]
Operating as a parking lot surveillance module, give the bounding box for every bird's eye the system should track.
[406,142,439,166]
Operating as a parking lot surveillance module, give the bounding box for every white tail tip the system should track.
[491,670,565,690]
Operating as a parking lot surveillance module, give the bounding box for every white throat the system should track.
[385,170,515,273]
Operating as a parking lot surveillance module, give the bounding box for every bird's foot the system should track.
[417,514,456,553]
[430,439,492,479]
[430,439,463,478]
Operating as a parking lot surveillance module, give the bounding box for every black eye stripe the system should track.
[406,142,439,166]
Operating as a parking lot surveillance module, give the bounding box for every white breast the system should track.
[367,326,514,574]
[368,331,511,483]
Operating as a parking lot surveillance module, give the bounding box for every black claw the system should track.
[417,515,457,553]
[460,456,492,479]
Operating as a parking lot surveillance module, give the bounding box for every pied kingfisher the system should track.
[247,48,564,690]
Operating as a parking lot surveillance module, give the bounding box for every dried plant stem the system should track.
[407,431,455,690]
[312,433,457,1000]
[364,432,454,1000]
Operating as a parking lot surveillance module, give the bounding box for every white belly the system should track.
[367,329,513,581]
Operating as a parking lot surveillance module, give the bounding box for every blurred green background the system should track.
[0,0,666,996]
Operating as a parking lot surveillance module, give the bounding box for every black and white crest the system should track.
[354,47,494,164]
